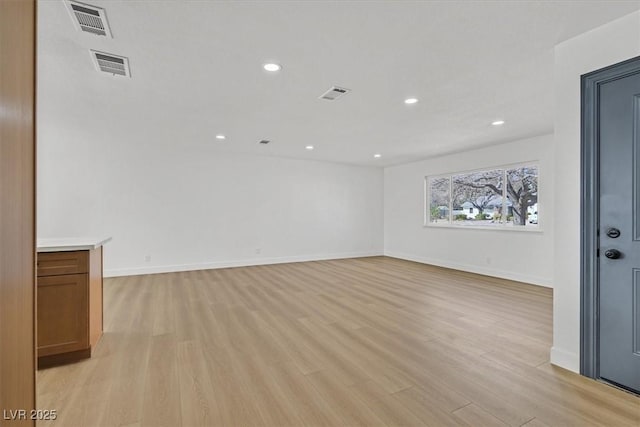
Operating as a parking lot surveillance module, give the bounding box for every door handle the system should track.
[606,228,621,238]
[604,249,622,259]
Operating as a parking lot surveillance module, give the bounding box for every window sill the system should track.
[423,223,544,233]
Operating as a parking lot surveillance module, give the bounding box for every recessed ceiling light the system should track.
[215,134,226,140]
[374,153,382,158]
[404,98,418,104]
[263,63,282,72]
[305,145,314,150]
[491,120,505,126]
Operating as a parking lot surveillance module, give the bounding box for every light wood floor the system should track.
[37,256,639,426]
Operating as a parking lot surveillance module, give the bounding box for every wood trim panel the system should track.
[89,247,103,348]
[0,0,36,425]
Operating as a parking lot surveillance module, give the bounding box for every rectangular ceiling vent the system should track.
[66,1,112,37]
[319,86,350,101]
[259,139,271,145]
[90,50,131,77]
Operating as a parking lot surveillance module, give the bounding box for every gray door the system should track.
[599,70,640,393]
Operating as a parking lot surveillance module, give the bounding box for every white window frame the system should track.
[424,161,542,232]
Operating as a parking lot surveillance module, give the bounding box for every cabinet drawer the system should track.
[37,251,88,277]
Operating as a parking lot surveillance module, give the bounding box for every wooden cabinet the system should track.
[37,274,88,357]
[37,247,103,368]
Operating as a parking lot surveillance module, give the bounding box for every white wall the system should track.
[552,11,640,372]
[38,135,384,276]
[384,134,555,287]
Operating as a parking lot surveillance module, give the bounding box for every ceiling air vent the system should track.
[319,86,350,101]
[259,139,271,145]
[65,1,112,37]
[90,50,131,77]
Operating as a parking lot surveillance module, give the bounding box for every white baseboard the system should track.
[550,346,580,373]
[384,250,553,288]
[104,250,383,278]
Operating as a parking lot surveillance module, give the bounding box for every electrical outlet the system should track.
[255,248,261,255]
[144,255,151,263]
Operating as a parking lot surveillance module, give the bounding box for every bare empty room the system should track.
[1,0,640,426]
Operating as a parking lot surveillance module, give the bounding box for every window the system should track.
[427,176,450,223]
[426,163,539,229]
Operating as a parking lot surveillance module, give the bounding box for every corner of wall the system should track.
[384,251,553,288]
[104,250,384,278]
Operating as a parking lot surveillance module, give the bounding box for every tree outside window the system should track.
[426,164,539,229]
[428,177,450,223]
[506,166,538,226]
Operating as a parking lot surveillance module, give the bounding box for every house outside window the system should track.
[426,163,539,229]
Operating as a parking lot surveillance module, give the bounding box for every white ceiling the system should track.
[38,0,640,167]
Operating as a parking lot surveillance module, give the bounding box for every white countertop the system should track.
[37,237,112,253]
